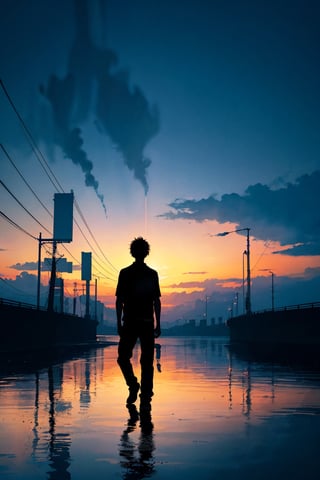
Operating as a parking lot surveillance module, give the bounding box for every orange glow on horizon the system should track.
[1,214,320,312]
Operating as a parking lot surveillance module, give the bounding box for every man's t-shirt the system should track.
[116,262,161,322]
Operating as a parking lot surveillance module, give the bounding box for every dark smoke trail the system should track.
[39,75,107,216]
[95,66,159,194]
[68,0,160,194]
[64,127,107,215]
[39,0,159,205]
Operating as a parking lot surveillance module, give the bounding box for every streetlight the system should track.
[271,271,274,311]
[260,269,275,311]
[205,295,208,323]
[204,294,213,324]
[216,228,252,315]
[242,250,247,314]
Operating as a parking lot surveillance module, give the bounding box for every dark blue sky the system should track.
[1,0,320,319]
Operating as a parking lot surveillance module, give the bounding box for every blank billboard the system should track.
[81,252,92,281]
[43,258,73,273]
[53,192,74,242]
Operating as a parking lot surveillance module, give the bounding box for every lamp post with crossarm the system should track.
[260,269,275,311]
[216,228,252,315]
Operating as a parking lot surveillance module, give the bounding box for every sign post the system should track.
[37,192,74,311]
[81,252,92,319]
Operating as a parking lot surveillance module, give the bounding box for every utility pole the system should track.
[37,232,42,309]
[73,282,77,315]
[85,279,90,319]
[94,278,98,321]
[47,241,57,313]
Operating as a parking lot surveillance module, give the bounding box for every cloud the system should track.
[183,271,207,275]
[303,266,320,278]
[160,171,320,256]
[161,269,320,323]
[0,272,39,303]
[39,0,159,200]
[10,262,38,271]
[10,259,78,272]
[273,243,320,256]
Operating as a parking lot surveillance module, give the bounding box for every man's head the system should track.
[130,237,150,260]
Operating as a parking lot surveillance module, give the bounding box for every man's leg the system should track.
[139,326,155,404]
[117,327,140,403]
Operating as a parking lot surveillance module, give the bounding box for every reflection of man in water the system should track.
[116,237,161,410]
[119,404,155,478]
[155,343,162,372]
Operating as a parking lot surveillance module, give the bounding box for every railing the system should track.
[0,297,46,311]
[253,301,320,315]
[0,297,81,318]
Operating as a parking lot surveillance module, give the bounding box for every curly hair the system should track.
[130,237,150,259]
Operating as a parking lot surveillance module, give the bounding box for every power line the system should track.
[58,243,117,282]
[1,78,119,276]
[91,259,117,282]
[251,241,272,275]
[0,78,64,193]
[0,178,51,235]
[0,277,36,297]
[1,143,53,218]
[74,199,118,274]
[0,210,37,240]
[0,207,116,283]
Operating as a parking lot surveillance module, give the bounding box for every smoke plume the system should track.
[40,0,159,205]
[39,74,107,215]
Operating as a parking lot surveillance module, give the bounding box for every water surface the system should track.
[1,337,319,479]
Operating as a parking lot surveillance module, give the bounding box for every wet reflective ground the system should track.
[1,336,320,479]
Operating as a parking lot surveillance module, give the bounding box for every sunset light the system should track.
[1,3,320,478]
[1,0,320,326]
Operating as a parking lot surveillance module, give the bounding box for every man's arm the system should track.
[154,297,161,338]
[116,297,124,335]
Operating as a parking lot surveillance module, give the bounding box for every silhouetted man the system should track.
[116,237,161,410]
